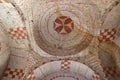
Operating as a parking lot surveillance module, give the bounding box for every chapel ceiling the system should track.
[0,0,120,80]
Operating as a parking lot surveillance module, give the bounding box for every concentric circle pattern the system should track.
[34,60,100,80]
[33,1,99,56]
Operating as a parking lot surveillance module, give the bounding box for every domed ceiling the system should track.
[0,0,120,80]
[32,0,99,56]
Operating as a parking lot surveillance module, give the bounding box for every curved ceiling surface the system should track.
[33,60,101,80]
[30,0,100,56]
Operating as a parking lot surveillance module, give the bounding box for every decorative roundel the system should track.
[54,16,74,35]
[33,1,100,56]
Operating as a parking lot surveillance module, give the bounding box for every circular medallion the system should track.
[54,16,74,35]
[33,1,99,56]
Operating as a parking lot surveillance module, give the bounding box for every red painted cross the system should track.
[54,16,74,35]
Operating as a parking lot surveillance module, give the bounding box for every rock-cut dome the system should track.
[0,0,120,80]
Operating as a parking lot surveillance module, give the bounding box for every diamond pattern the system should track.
[8,27,27,40]
[3,68,24,79]
[103,67,119,77]
[99,28,116,42]
[61,60,71,70]
[24,54,36,74]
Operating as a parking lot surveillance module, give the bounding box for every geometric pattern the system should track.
[99,28,116,43]
[3,68,24,79]
[24,72,36,80]
[23,55,36,79]
[33,1,95,56]
[91,72,102,80]
[61,60,71,70]
[7,27,27,40]
[50,75,79,80]
[103,67,119,77]
[25,55,36,73]
[54,16,74,35]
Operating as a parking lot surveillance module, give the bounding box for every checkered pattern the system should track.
[8,27,27,40]
[0,0,9,3]
[24,72,36,80]
[103,67,119,77]
[24,54,36,77]
[91,72,101,80]
[61,60,71,70]
[3,68,24,79]
[99,28,116,42]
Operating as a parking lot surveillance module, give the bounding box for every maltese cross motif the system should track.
[54,16,74,35]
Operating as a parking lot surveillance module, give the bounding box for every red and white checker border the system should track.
[7,27,27,40]
[61,60,71,70]
[99,28,116,42]
[3,68,24,79]
[103,67,119,77]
